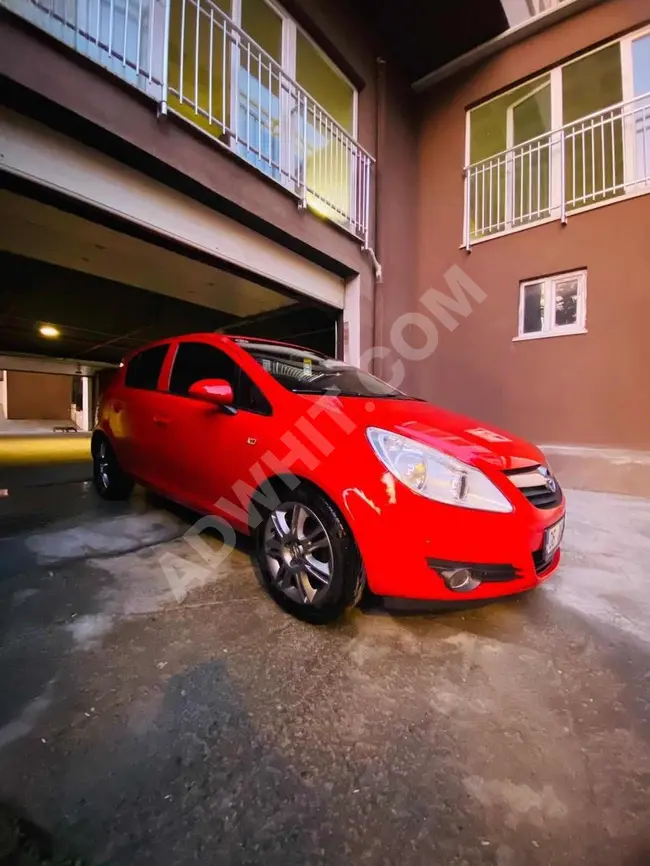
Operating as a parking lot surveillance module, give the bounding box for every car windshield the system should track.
[236,341,417,400]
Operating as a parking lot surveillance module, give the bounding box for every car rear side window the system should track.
[124,345,168,390]
[169,342,271,415]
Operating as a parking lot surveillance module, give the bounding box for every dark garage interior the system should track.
[0,188,340,369]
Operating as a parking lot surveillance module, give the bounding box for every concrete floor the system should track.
[0,420,81,435]
[0,433,91,490]
[1,472,650,866]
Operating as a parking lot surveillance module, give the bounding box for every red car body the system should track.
[95,333,565,603]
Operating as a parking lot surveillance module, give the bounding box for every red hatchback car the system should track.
[93,333,565,622]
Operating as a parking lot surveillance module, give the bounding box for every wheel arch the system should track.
[247,473,354,542]
[91,428,109,457]
[250,472,368,613]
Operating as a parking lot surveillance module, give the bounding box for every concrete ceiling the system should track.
[362,0,508,83]
[0,191,339,363]
[0,190,295,319]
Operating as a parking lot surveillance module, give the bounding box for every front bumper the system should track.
[341,475,565,602]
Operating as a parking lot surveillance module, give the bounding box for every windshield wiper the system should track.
[291,390,418,400]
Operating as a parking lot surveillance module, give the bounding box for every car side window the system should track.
[169,342,271,415]
[124,345,168,390]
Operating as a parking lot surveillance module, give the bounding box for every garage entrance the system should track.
[0,108,356,374]
[0,185,342,353]
[0,184,343,425]
[0,106,360,485]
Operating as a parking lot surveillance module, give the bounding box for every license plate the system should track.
[544,516,565,558]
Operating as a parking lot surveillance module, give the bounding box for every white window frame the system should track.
[290,16,359,220]
[231,0,358,135]
[465,24,650,244]
[515,269,587,341]
[230,0,358,205]
[620,25,650,191]
[504,79,552,228]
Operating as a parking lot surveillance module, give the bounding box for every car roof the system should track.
[228,336,327,355]
[122,333,325,363]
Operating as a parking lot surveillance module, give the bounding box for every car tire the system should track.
[93,437,134,501]
[254,485,365,624]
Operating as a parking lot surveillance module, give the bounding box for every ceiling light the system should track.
[39,324,60,338]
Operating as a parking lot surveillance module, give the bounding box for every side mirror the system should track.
[188,378,234,408]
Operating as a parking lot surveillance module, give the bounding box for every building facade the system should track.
[0,0,648,463]
[400,0,650,454]
[0,0,418,368]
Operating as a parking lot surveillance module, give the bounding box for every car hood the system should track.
[305,395,545,472]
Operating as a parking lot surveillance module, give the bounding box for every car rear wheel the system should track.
[255,487,365,623]
[93,438,134,501]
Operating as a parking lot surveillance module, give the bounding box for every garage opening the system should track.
[0,368,88,434]
[0,187,343,433]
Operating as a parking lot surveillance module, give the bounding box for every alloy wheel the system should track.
[97,442,111,489]
[264,502,334,604]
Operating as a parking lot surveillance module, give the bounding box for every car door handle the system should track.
[153,416,170,427]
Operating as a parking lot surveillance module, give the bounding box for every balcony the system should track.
[2,0,374,245]
[464,91,650,247]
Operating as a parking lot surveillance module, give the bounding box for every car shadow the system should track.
[144,490,531,621]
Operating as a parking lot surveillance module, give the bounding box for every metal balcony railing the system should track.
[464,91,650,247]
[2,0,374,245]
[2,0,166,97]
[163,0,373,243]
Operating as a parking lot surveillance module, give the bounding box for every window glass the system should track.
[469,75,550,164]
[553,278,579,327]
[522,283,545,334]
[632,34,650,97]
[563,43,622,124]
[632,35,650,184]
[518,271,585,338]
[296,30,354,134]
[295,30,355,228]
[468,76,551,236]
[125,345,168,390]
[241,0,282,60]
[168,0,233,135]
[169,342,271,413]
[238,341,417,399]
[235,0,283,179]
[56,0,156,71]
[512,84,552,224]
[170,342,236,396]
[237,369,273,414]
[563,44,624,208]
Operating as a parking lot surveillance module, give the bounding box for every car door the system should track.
[118,343,171,485]
[154,340,274,524]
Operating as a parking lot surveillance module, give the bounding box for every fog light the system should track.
[441,568,482,593]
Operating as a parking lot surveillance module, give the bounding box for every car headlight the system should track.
[366,427,513,513]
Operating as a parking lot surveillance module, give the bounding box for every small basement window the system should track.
[516,270,587,340]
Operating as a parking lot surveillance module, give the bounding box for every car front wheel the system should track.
[255,487,365,623]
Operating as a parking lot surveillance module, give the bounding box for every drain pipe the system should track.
[368,56,387,374]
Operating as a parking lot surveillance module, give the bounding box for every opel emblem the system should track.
[539,466,557,493]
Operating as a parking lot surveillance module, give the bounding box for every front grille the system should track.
[503,465,563,510]
[520,486,563,509]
